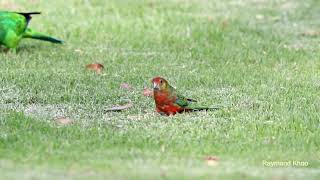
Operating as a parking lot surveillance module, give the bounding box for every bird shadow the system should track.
[0,44,55,54]
[0,46,10,53]
[16,45,41,53]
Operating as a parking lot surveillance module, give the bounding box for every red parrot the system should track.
[152,77,219,116]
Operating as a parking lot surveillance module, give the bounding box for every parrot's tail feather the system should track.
[23,28,63,44]
[29,35,63,44]
[185,107,221,112]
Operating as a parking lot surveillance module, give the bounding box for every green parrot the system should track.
[0,11,62,51]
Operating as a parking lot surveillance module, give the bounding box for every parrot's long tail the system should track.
[184,107,221,112]
[23,28,63,44]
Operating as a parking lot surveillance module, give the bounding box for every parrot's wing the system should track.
[175,97,189,107]
[170,85,197,107]
[0,12,28,34]
[175,94,197,107]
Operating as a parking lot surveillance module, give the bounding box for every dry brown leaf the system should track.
[301,30,320,37]
[271,176,288,180]
[205,156,219,166]
[120,83,131,90]
[147,1,156,7]
[207,16,214,22]
[55,117,74,125]
[143,88,153,97]
[105,103,133,112]
[221,19,229,30]
[75,49,83,53]
[85,63,104,74]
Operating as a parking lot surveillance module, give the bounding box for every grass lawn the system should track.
[1,0,320,179]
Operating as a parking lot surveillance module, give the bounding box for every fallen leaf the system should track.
[105,103,133,112]
[272,176,288,180]
[143,88,153,97]
[75,49,83,53]
[207,16,214,22]
[221,19,229,30]
[301,30,320,37]
[85,63,104,74]
[147,1,156,7]
[120,83,131,90]
[205,156,219,166]
[55,117,74,125]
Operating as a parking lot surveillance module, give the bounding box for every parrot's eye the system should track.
[160,80,163,84]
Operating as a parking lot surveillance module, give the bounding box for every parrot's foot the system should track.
[0,47,9,53]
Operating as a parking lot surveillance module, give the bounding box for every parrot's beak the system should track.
[153,82,160,90]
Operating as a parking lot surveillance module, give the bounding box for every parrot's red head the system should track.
[152,77,169,91]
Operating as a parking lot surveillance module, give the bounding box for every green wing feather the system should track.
[168,85,192,107]
[0,11,28,48]
[175,98,188,107]
[0,12,27,34]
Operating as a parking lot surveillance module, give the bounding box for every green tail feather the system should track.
[28,35,63,44]
[23,28,63,44]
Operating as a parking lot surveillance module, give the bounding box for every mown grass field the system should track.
[1,0,320,179]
